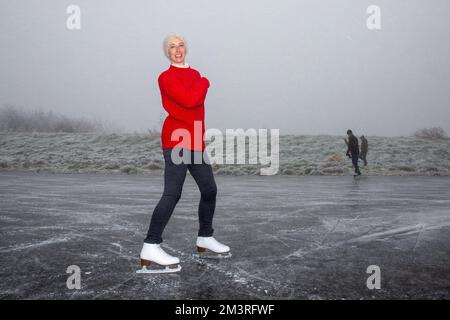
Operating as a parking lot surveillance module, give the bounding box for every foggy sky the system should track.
[1,0,449,136]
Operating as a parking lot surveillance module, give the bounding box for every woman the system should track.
[138,34,231,274]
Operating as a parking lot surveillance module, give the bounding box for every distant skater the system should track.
[345,129,361,176]
[137,33,231,274]
[359,135,368,166]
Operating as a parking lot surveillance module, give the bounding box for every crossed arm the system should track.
[159,75,210,109]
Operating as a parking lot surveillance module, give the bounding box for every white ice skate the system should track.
[194,236,232,259]
[136,243,181,274]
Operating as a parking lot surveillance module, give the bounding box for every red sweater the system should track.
[158,65,210,151]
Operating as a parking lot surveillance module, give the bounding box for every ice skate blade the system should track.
[136,265,181,274]
[193,252,232,260]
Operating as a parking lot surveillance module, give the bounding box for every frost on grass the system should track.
[0,132,449,176]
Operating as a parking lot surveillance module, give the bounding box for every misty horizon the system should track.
[1,103,447,139]
[1,0,449,137]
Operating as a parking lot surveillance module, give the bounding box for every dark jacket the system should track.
[361,137,368,154]
[347,134,359,156]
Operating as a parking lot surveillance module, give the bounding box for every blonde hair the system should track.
[162,33,188,59]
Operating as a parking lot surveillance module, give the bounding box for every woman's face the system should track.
[168,39,186,64]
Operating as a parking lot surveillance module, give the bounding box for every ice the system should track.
[0,172,449,299]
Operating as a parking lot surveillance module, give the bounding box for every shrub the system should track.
[0,104,116,133]
[413,127,447,140]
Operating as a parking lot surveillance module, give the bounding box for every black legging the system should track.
[144,148,217,244]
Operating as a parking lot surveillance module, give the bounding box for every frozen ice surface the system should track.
[0,171,449,299]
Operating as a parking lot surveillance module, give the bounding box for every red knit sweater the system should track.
[158,65,210,151]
